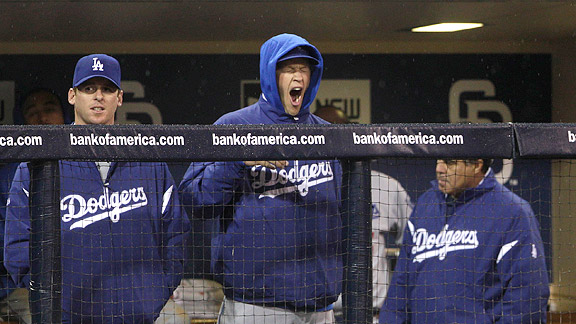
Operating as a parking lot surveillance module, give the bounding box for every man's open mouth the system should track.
[290,87,303,105]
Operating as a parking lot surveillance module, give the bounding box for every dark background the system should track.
[0,53,552,277]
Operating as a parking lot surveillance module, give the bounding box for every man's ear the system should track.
[474,159,484,174]
[117,90,124,107]
[67,88,76,106]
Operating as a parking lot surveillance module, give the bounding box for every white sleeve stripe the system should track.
[162,185,173,214]
[23,188,29,197]
[407,220,415,237]
[496,240,518,264]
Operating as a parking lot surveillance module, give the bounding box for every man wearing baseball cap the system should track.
[5,54,191,323]
[69,53,123,125]
[180,34,342,323]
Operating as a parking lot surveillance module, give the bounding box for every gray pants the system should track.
[218,298,335,324]
[0,289,187,324]
[0,288,31,324]
[154,297,191,324]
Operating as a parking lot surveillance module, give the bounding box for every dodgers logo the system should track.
[61,187,148,230]
[92,57,104,71]
[409,223,479,262]
[251,160,334,199]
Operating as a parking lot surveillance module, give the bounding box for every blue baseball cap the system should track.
[278,46,319,65]
[73,54,121,89]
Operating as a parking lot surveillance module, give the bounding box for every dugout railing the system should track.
[0,122,570,323]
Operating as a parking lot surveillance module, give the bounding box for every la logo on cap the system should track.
[92,57,104,72]
[73,54,121,89]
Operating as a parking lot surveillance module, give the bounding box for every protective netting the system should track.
[0,123,573,324]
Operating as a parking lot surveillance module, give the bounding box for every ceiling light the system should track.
[412,23,484,33]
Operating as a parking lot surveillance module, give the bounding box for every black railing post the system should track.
[341,159,372,324]
[29,160,61,324]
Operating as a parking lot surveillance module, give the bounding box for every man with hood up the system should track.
[179,34,342,323]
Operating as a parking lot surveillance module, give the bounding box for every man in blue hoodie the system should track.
[179,34,342,323]
[380,159,550,324]
[4,54,191,323]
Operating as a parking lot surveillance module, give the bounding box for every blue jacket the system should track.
[0,163,18,300]
[381,170,549,324]
[4,161,191,324]
[179,33,343,310]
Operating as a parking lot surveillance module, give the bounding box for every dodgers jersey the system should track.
[381,170,549,324]
[0,162,18,300]
[5,161,190,323]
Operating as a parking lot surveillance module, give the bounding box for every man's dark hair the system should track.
[313,105,350,124]
[22,87,63,112]
[20,87,70,124]
[450,158,493,174]
[481,159,493,173]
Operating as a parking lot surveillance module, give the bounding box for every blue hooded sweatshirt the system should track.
[5,161,191,323]
[0,162,18,301]
[380,170,549,324]
[179,33,343,310]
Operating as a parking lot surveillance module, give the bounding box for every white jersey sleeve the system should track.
[371,170,413,308]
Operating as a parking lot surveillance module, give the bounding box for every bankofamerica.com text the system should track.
[70,133,185,146]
